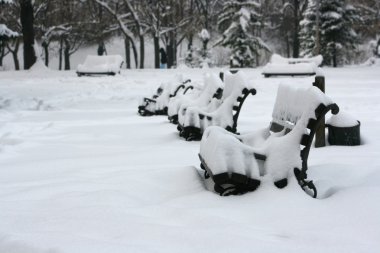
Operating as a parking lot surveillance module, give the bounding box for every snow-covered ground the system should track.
[0,65,379,253]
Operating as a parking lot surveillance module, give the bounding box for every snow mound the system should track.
[29,60,50,72]
[327,111,359,127]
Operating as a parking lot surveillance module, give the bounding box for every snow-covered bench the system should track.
[76,55,124,76]
[262,54,323,78]
[177,72,256,141]
[138,78,192,116]
[167,73,223,124]
[198,83,339,197]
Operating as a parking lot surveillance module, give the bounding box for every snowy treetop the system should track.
[0,0,13,3]
[0,24,18,38]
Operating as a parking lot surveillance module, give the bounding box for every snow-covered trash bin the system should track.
[76,55,124,76]
[327,112,360,146]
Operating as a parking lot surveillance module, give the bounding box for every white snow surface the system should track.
[1,66,380,253]
[76,55,124,74]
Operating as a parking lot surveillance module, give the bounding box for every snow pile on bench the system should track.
[178,72,252,132]
[76,55,124,75]
[262,54,323,77]
[168,73,223,122]
[138,74,191,115]
[199,84,336,195]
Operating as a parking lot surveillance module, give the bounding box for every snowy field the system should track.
[0,65,380,253]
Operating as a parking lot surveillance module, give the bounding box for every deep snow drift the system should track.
[0,66,380,253]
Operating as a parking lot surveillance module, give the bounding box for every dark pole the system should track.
[313,75,326,147]
[20,0,36,69]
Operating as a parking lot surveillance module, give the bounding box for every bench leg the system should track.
[274,178,288,189]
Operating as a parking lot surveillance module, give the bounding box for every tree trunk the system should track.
[0,46,4,67]
[286,35,291,58]
[139,35,144,69]
[154,35,160,69]
[43,43,49,66]
[20,0,36,69]
[124,38,131,69]
[292,0,300,58]
[11,39,20,70]
[131,40,138,69]
[333,46,337,67]
[173,35,177,67]
[167,32,175,68]
[64,40,70,70]
[59,38,63,70]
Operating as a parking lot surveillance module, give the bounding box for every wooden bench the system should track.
[198,82,339,197]
[138,79,192,116]
[177,72,256,141]
[76,55,124,76]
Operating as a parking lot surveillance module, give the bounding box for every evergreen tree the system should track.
[300,0,360,67]
[218,0,269,68]
[299,0,317,57]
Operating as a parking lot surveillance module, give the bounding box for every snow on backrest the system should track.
[272,84,333,129]
[203,73,223,97]
[168,74,185,94]
[222,72,248,100]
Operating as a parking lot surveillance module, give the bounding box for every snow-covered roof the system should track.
[0,24,18,38]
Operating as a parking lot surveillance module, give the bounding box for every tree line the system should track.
[1,0,379,70]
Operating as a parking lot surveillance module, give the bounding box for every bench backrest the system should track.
[217,72,256,132]
[269,84,339,165]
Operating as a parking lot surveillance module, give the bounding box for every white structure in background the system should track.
[262,54,323,77]
[76,55,124,76]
